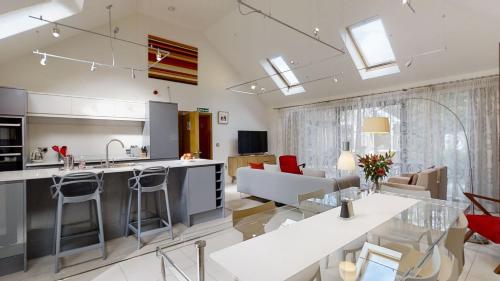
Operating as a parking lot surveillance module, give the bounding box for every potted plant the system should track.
[357,151,395,192]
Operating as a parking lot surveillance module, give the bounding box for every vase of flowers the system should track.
[357,151,395,192]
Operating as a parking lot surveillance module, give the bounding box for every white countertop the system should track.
[25,156,149,167]
[0,159,224,182]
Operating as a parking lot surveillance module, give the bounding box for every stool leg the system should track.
[162,188,174,239]
[54,198,63,273]
[137,189,142,250]
[155,191,161,225]
[95,194,106,259]
[125,190,132,236]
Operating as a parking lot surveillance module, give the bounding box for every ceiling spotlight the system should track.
[40,53,47,66]
[250,84,257,90]
[156,48,162,61]
[405,57,414,68]
[52,24,60,38]
[333,77,339,83]
[290,60,295,65]
[260,87,265,92]
[90,61,96,72]
[402,0,416,13]
[313,27,320,37]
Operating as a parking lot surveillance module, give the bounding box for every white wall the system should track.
[27,117,143,162]
[0,14,270,177]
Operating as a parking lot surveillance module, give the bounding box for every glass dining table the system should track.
[156,187,470,281]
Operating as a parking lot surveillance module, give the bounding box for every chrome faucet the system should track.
[105,139,125,168]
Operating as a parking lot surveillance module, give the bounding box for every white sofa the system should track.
[236,167,360,206]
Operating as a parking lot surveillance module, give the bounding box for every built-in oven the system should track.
[0,116,24,171]
[0,117,23,147]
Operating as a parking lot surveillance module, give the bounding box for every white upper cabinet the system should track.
[71,97,115,117]
[113,101,146,120]
[27,92,146,121]
[28,93,72,116]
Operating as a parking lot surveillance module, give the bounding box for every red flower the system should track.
[387,159,393,165]
[376,168,386,176]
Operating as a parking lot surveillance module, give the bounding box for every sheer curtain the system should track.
[274,76,499,207]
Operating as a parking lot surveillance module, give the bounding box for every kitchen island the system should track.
[0,159,225,274]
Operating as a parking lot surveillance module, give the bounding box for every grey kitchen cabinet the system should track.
[0,181,26,276]
[186,166,216,215]
[147,101,179,160]
[0,87,27,116]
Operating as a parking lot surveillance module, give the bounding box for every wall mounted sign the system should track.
[148,34,198,85]
[218,111,229,124]
[197,107,209,113]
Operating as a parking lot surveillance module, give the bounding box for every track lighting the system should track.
[405,57,414,68]
[52,24,60,38]
[313,27,320,37]
[156,48,162,61]
[250,84,257,90]
[260,87,265,93]
[90,62,96,72]
[402,0,416,13]
[333,77,339,83]
[40,53,47,66]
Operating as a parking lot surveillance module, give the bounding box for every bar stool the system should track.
[125,166,174,249]
[50,171,106,273]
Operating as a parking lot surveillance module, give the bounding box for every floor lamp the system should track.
[362,98,474,198]
[405,97,474,198]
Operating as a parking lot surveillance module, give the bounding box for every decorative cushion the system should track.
[249,162,264,169]
[466,214,500,243]
[264,164,280,173]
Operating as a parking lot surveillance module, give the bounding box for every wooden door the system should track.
[199,113,212,159]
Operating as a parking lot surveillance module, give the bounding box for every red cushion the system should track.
[466,214,500,243]
[249,162,264,169]
[279,155,303,175]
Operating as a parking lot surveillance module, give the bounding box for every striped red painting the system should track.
[148,35,198,85]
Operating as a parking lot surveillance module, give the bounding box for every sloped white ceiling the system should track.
[205,0,500,108]
[0,0,498,109]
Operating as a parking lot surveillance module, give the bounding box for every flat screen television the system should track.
[238,130,268,154]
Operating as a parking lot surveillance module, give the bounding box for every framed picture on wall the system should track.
[218,111,229,124]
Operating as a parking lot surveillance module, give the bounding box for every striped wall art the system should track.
[148,34,198,85]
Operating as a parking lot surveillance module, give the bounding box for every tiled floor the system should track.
[1,184,499,281]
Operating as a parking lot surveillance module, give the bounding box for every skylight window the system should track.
[261,56,305,96]
[0,0,84,40]
[342,17,400,80]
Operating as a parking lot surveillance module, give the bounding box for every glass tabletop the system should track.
[157,188,469,281]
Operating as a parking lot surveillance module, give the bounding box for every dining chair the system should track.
[381,185,432,199]
[403,246,441,281]
[376,185,432,251]
[232,201,276,240]
[442,213,468,276]
[463,192,500,274]
[297,189,326,219]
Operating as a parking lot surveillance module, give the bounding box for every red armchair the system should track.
[279,155,305,175]
[463,192,500,274]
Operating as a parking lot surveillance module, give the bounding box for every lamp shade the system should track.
[362,117,390,133]
[337,150,356,171]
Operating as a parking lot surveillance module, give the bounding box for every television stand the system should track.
[228,154,276,183]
